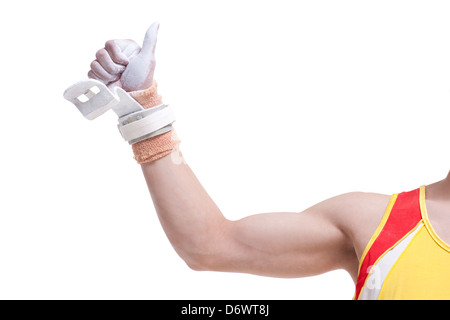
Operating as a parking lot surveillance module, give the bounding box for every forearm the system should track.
[125,81,227,269]
[141,152,228,269]
[141,156,303,276]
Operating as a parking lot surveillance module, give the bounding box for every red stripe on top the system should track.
[354,188,422,299]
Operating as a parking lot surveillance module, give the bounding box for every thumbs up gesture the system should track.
[88,22,160,92]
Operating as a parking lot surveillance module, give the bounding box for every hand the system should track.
[88,22,160,92]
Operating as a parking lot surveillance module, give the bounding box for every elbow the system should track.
[177,250,206,271]
[174,220,234,272]
[175,243,228,272]
[185,259,209,272]
[182,253,222,272]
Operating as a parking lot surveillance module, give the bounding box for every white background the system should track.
[0,0,449,300]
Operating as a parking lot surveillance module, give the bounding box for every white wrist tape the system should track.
[63,79,176,144]
[118,104,176,144]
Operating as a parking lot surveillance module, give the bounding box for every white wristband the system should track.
[63,79,176,144]
[118,104,176,144]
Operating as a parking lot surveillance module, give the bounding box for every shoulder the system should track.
[309,191,393,260]
[308,191,392,220]
[339,192,393,260]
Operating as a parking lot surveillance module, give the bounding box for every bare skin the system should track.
[88,23,450,285]
[421,172,450,245]
[140,153,393,283]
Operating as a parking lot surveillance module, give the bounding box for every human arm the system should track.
[141,155,358,278]
[87,23,390,280]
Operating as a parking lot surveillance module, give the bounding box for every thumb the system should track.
[140,22,160,57]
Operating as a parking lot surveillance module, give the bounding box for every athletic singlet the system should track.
[354,186,450,300]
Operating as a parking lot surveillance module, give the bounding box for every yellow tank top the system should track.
[354,186,450,300]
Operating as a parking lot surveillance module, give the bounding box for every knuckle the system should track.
[105,40,115,50]
[90,60,98,70]
[96,48,107,60]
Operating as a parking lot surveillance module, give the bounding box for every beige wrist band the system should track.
[129,81,181,164]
